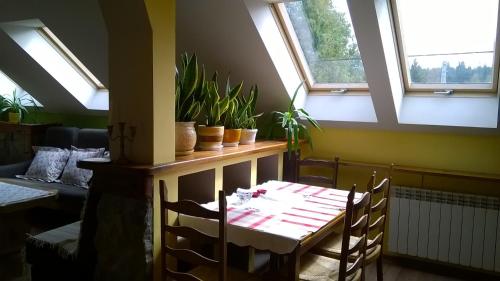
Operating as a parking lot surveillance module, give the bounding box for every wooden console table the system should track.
[78,140,289,281]
[0,122,60,164]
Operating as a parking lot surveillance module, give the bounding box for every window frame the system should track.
[273,2,369,94]
[390,0,500,95]
[37,26,106,90]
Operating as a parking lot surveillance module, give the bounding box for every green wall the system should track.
[22,111,108,128]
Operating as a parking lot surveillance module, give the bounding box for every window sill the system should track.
[398,95,499,128]
[304,94,378,123]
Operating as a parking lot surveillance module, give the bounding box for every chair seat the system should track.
[189,265,263,281]
[314,233,379,262]
[299,253,361,281]
[26,221,81,263]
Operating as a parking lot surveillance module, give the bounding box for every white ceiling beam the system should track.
[347,0,401,129]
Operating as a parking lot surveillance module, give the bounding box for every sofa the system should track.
[0,126,108,214]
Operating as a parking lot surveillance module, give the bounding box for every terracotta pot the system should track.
[198,125,224,151]
[175,121,197,156]
[8,112,20,123]
[223,128,242,147]
[239,129,258,145]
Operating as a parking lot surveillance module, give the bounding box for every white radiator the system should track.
[388,185,500,272]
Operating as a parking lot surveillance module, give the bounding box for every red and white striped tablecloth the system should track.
[179,180,362,254]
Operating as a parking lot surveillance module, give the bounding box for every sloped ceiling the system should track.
[176,0,291,115]
[0,0,107,115]
[0,0,290,116]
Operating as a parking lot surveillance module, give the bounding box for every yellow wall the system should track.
[308,127,500,196]
[310,128,500,174]
[145,0,176,164]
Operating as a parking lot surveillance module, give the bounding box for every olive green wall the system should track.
[22,111,107,128]
[305,127,500,197]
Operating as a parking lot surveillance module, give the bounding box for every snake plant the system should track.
[204,72,241,127]
[239,85,263,130]
[175,52,204,122]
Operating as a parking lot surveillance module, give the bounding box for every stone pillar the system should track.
[85,1,175,280]
[80,167,154,281]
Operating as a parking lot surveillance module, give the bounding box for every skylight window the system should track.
[393,0,500,93]
[0,70,42,107]
[0,20,108,110]
[275,0,368,92]
[38,27,105,90]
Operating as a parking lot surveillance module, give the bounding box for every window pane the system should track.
[0,70,42,106]
[284,0,366,84]
[396,0,499,86]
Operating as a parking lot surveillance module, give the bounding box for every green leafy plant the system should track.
[1,89,36,121]
[175,52,205,122]
[271,81,321,157]
[239,85,263,129]
[204,73,241,127]
[222,81,251,129]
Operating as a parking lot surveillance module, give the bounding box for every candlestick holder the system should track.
[107,122,136,164]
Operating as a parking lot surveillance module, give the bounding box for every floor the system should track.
[4,258,494,281]
[364,257,497,281]
[364,259,463,281]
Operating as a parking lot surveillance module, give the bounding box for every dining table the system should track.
[179,180,362,280]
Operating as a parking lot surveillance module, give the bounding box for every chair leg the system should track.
[376,255,383,281]
[361,264,365,281]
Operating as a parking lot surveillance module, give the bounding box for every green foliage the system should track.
[302,0,356,60]
[175,52,204,122]
[203,73,241,127]
[0,89,36,120]
[409,60,493,84]
[271,81,321,157]
[409,59,426,83]
[223,84,263,129]
[239,85,263,129]
[286,0,365,83]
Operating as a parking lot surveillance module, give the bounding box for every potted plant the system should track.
[239,85,263,145]
[221,80,245,147]
[175,52,204,156]
[1,89,36,123]
[198,73,240,151]
[271,81,321,157]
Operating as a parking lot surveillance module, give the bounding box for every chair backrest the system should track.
[366,174,391,252]
[295,156,339,188]
[338,185,371,281]
[160,180,227,281]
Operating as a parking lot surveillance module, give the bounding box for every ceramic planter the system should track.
[8,112,21,123]
[239,129,258,145]
[198,125,224,151]
[222,128,242,147]
[175,121,197,156]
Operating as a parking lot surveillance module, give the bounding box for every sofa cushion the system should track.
[60,147,105,188]
[24,147,70,182]
[77,129,109,150]
[0,178,87,213]
[44,127,79,149]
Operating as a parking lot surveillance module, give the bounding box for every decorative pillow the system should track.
[24,147,71,182]
[59,146,105,188]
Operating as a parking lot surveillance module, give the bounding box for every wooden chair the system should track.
[313,173,391,281]
[298,185,371,281]
[364,176,391,281]
[295,156,339,188]
[159,180,261,281]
